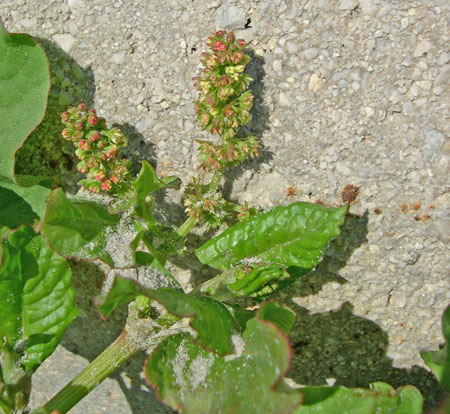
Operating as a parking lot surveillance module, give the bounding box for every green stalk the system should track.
[175,169,225,239]
[38,330,139,414]
[209,169,224,192]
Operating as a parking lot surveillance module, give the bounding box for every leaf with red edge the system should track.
[144,303,303,414]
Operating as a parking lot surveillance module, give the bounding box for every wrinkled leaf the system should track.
[0,22,50,183]
[38,188,120,266]
[0,225,77,371]
[95,275,239,354]
[145,303,303,414]
[421,304,450,391]
[295,382,422,414]
[0,181,51,228]
[196,202,347,271]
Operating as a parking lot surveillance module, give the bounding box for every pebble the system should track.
[413,39,433,57]
[52,33,76,53]
[279,92,291,106]
[359,0,377,15]
[434,65,450,86]
[309,73,322,93]
[423,127,445,163]
[339,0,359,11]
[216,4,247,30]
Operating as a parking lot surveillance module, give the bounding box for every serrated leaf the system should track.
[196,202,347,271]
[0,226,77,371]
[0,22,50,183]
[145,303,303,414]
[294,382,423,414]
[38,188,120,266]
[421,304,450,391]
[95,275,239,355]
[0,181,51,228]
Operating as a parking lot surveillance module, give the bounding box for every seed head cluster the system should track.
[61,103,131,194]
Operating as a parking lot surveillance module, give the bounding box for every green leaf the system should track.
[95,275,239,355]
[0,22,50,183]
[196,202,347,271]
[38,188,120,266]
[145,303,303,414]
[421,304,450,391]
[294,382,423,414]
[0,181,51,228]
[257,301,296,335]
[0,226,77,371]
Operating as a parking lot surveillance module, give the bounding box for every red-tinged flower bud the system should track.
[78,103,87,111]
[213,40,226,52]
[61,111,70,122]
[73,120,84,130]
[237,39,245,48]
[101,180,112,191]
[220,75,231,86]
[226,33,235,43]
[218,53,227,65]
[206,94,216,106]
[200,113,211,126]
[216,30,226,38]
[89,108,96,115]
[88,115,98,126]
[223,105,234,118]
[97,140,107,150]
[61,128,73,139]
[111,175,120,184]
[77,162,89,174]
[88,131,101,142]
[73,130,84,140]
[207,54,218,68]
[71,111,81,120]
[92,169,106,181]
[234,51,244,64]
[77,140,89,151]
[85,157,97,168]
[105,147,118,159]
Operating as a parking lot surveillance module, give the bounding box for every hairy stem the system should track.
[37,330,139,414]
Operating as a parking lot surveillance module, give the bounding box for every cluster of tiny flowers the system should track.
[61,104,131,194]
[193,30,254,141]
[196,136,261,172]
[184,178,232,228]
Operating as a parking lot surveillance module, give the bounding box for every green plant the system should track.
[0,22,441,414]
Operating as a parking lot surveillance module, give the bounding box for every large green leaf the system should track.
[38,188,120,266]
[294,382,422,414]
[0,181,51,229]
[0,21,50,182]
[0,225,77,371]
[95,275,239,355]
[196,202,347,271]
[145,303,303,414]
[421,304,450,391]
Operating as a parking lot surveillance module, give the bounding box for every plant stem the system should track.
[175,215,197,238]
[175,169,224,239]
[209,169,224,192]
[38,330,139,414]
